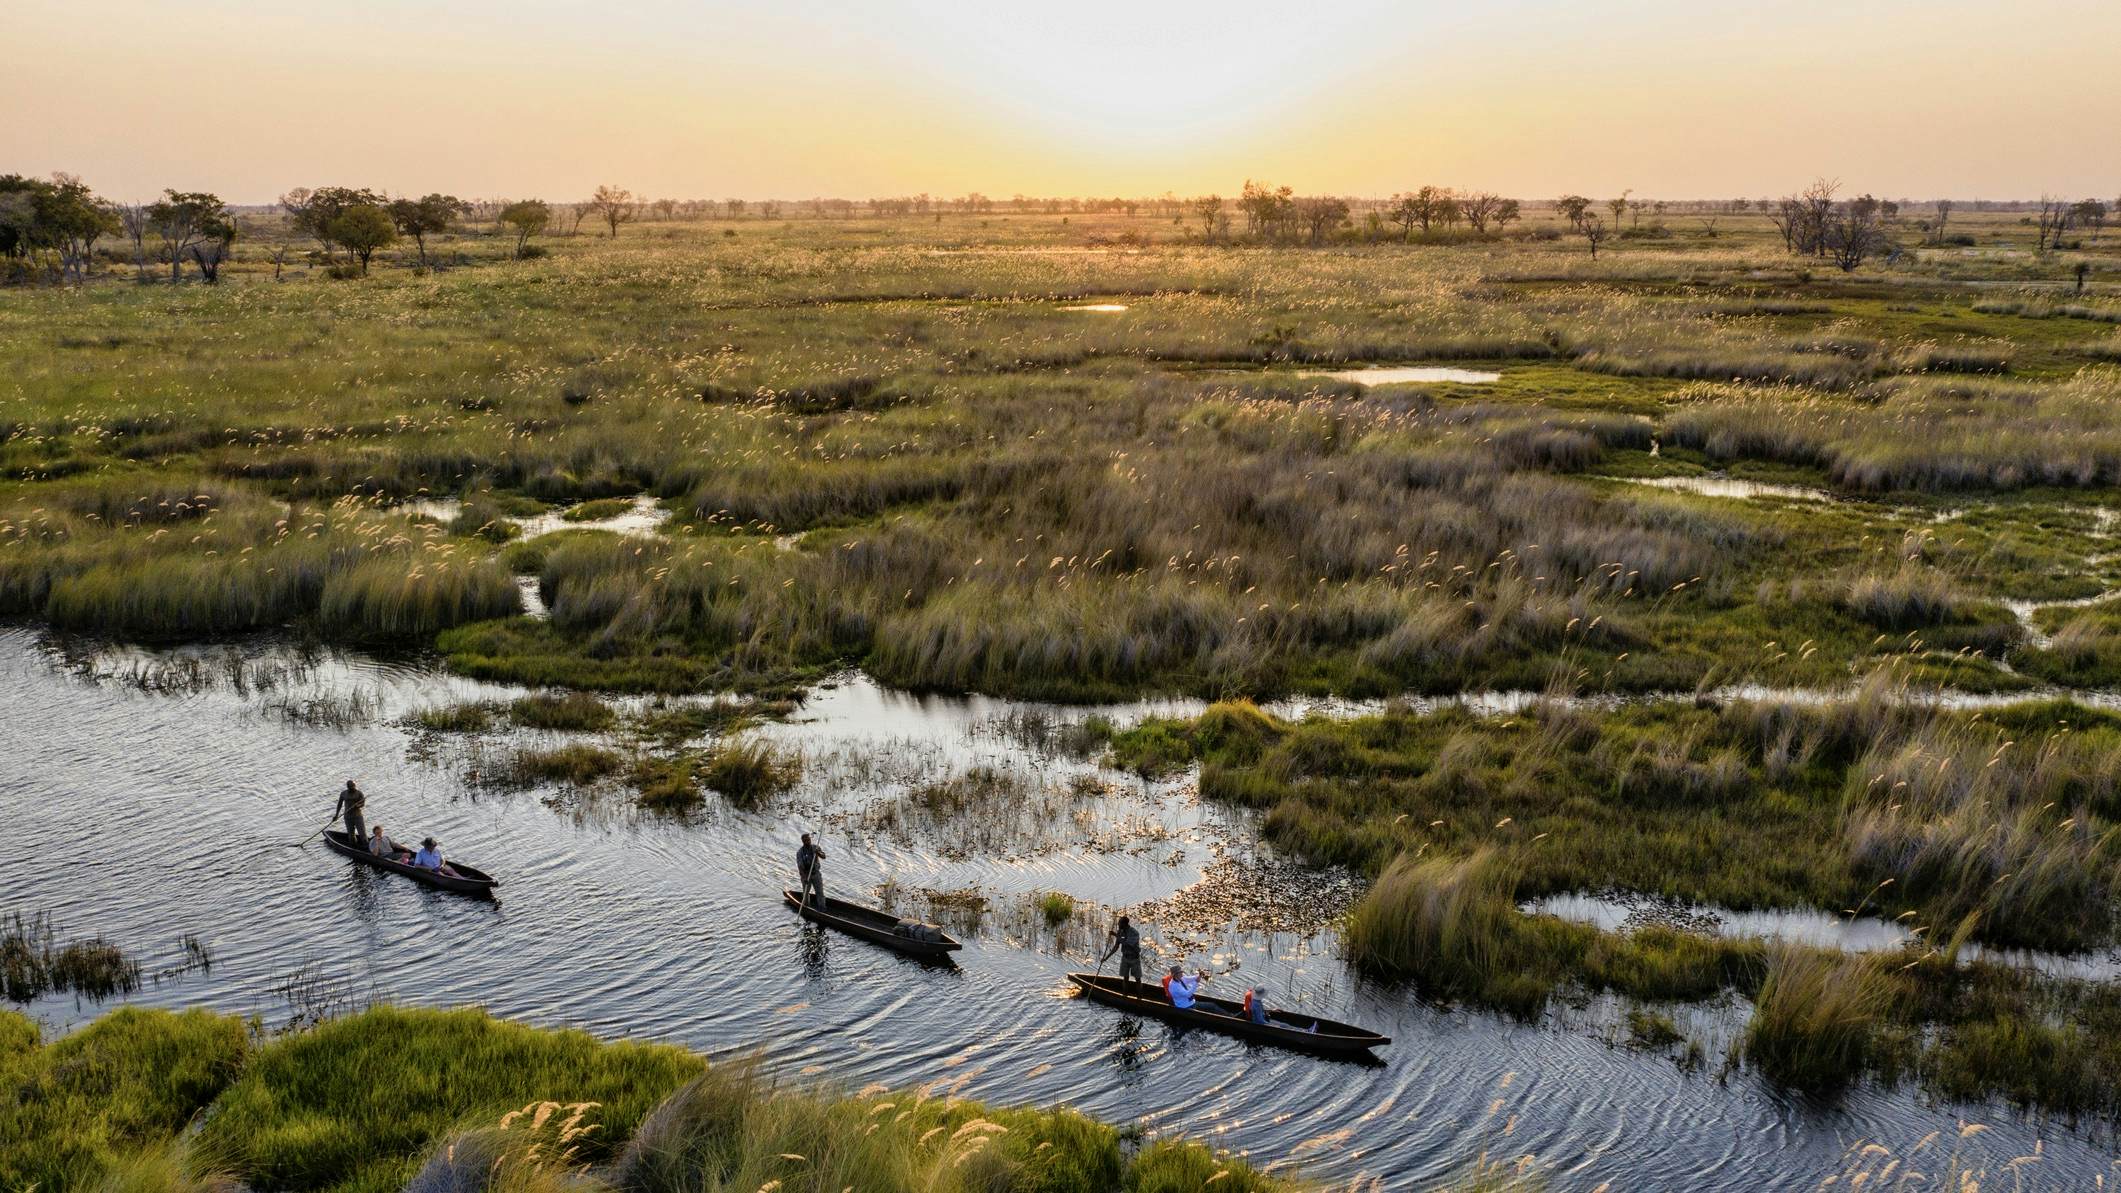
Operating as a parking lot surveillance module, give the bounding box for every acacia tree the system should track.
[1607,190,1632,232]
[1189,194,1225,242]
[326,204,396,273]
[281,186,383,261]
[1555,194,1592,231]
[147,190,235,282]
[588,185,636,238]
[1493,198,1522,234]
[2071,199,2106,242]
[48,176,119,283]
[387,193,468,266]
[1388,193,1421,241]
[1580,213,1609,259]
[499,199,550,257]
[1238,180,1294,240]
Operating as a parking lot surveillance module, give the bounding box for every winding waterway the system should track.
[2,629,2117,1189]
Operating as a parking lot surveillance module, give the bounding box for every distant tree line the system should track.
[8,168,2116,285]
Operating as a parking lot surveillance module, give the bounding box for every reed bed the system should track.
[11,220,2114,698]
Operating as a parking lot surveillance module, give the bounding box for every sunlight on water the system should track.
[1303,366,1501,385]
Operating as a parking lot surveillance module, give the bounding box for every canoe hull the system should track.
[324,831,498,896]
[1066,973,1389,1056]
[783,890,961,961]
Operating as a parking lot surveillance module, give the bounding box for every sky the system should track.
[6,0,2117,203]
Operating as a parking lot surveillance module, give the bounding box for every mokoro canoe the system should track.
[1066,973,1390,1056]
[782,890,961,960]
[324,830,499,896]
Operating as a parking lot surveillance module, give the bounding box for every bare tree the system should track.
[1931,199,1954,244]
[587,186,637,238]
[2035,194,2071,253]
[1295,196,1350,245]
[1459,191,1503,235]
[1822,194,1889,271]
[117,202,152,281]
[1580,213,1609,259]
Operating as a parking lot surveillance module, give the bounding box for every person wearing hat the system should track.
[333,780,367,844]
[1161,963,1206,1010]
[410,836,461,878]
[1242,985,1271,1025]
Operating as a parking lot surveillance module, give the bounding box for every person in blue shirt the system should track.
[1242,986,1270,1024]
[1161,963,1206,1009]
[410,836,462,878]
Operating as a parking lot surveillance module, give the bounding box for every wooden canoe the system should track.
[782,890,961,961]
[1066,973,1390,1056]
[324,830,498,896]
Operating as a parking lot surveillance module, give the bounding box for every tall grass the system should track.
[193,1005,703,1192]
[0,1008,248,1192]
[699,737,802,808]
[1741,947,1901,1090]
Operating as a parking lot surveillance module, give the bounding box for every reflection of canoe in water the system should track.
[1066,973,1390,1056]
[782,890,961,960]
[324,831,498,896]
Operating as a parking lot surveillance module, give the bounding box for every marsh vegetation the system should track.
[9,194,2121,1168]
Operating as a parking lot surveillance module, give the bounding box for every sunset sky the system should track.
[8,0,2117,203]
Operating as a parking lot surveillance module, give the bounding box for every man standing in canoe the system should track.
[796,833,826,909]
[334,780,367,844]
[1100,914,1143,983]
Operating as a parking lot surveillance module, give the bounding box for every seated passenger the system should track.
[367,825,409,862]
[411,836,462,878]
[1242,985,1270,1024]
[1161,963,1205,1009]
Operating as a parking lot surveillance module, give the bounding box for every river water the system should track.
[2,628,2116,1190]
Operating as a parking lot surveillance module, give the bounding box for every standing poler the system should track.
[796,832,827,908]
[1100,914,1143,983]
[334,780,367,844]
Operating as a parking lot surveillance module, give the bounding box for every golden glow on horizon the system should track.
[5,0,2118,202]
